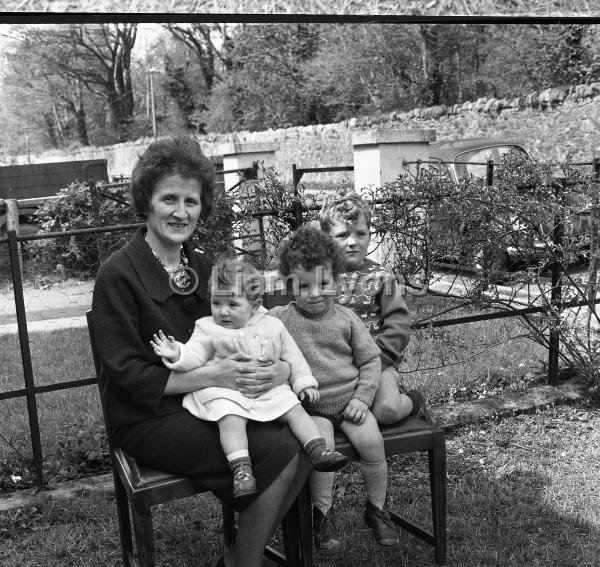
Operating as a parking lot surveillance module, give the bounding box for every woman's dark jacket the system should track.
[92,228,213,434]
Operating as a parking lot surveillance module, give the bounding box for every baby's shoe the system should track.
[304,438,350,472]
[364,498,400,548]
[232,463,257,499]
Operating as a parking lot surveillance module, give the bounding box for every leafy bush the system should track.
[27,182,135,279]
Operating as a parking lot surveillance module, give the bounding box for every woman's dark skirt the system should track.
[113,410,302,510]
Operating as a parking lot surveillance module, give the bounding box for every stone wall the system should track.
[6,82,600,184]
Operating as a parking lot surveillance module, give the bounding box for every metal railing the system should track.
[1,157,599,490]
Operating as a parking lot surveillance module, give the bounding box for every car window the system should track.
[429,161,451,180]
[454,145,528,179]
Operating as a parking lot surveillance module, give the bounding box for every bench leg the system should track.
[282,499,301,567]
[297,482,313,567]
[222,501,237,547]
[281,482,313,567]
[132,503,156,567]
[112,471,135,567]
[429,432,447,566]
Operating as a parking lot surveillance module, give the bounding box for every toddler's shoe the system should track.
[232,464,257,499]
[312,507,340,552]
[364,499,400,548]
[310,446,350,472]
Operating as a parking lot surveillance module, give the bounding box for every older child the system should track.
[152,260,349,500]
[270,227,401,549]
[312,188,430,550]
[319,187,427,425]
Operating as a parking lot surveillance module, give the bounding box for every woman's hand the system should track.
[165,353,291,397]
[215,354,291,398]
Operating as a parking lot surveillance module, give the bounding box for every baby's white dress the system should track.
[162,308,317,422]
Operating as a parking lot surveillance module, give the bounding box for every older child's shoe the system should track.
[364,499,400,548]
[406,389,435,425]
[232,464,257,498]
[304,438,350,472]
[312,506,340,551]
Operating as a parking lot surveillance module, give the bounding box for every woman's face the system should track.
[146,174,203,247]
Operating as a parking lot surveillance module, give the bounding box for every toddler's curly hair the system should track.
[278,226,344,277]
[208,260,264,302]
[319,187,372,232]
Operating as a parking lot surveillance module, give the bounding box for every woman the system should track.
[92,136,311,567]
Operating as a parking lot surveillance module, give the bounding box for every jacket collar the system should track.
[123,227,208,303]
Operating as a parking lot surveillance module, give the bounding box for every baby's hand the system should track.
[150,330,180,362]
[299,387,320,403]
[342,399,368,425]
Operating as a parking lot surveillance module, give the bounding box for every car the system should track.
[429,138,529,183]
[427,138,592,273]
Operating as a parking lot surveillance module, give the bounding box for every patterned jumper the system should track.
[336,259,410,371]
[269,302,381,416]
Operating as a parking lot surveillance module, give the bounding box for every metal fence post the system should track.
[480,160,495,282]
[5,199,23,280]
[88,180,105,267]
[548,179,565,386]
[256,214,268,269]
[291,164,303,229]
[486,159,494,188]
[7,229,45,488]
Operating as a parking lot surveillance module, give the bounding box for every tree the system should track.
[60,24,138,142]
[165,23,230,92]
[5,24,138,144]
[208,23,323,131]
[2,29,96,149]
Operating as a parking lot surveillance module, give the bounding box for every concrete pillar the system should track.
[219,143,278,268]
[220,142,278,191]
[351,129,436,268]
[352,129,436,191]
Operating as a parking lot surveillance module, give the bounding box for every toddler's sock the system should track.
[303,437,350,472]
[304,437,327,459]
[359,458,388,510]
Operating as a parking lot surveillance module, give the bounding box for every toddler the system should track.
[270,227,400,549]
[151,260,349,499]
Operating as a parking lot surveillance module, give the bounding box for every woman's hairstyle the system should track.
[130,135,216,218]
[277,226,344,277]
[319,187,372,232]
[208,260,265,302]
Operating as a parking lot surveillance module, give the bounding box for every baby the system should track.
[151,260,349,499]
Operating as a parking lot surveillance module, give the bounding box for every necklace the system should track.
[145,233,190,289]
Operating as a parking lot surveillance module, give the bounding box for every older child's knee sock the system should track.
[359,458,388,509]
[310,471,335,515]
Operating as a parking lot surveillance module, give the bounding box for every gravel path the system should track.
[0,280,94,334]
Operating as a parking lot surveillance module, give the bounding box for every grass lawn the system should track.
[1,403,598,566]
[1,290,585,566]
[0,292,548,489]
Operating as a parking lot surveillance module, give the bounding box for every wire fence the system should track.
[1,156,599,490]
